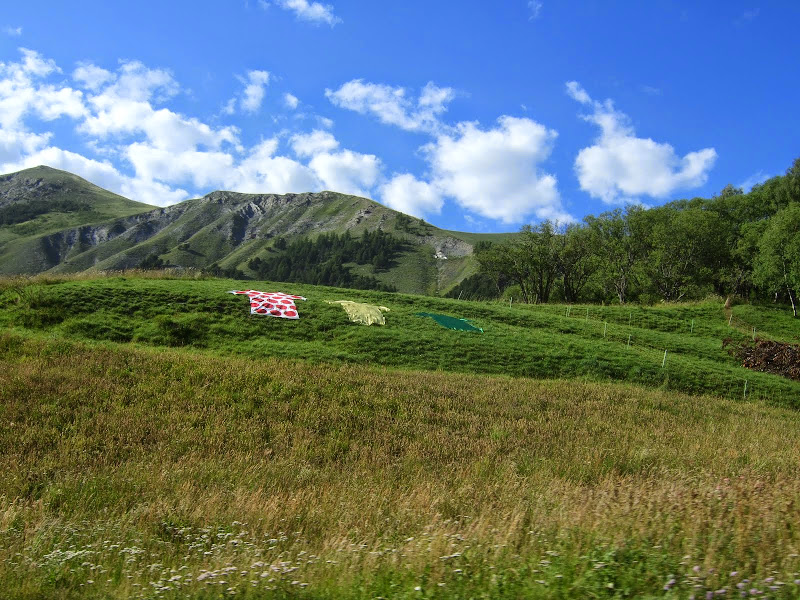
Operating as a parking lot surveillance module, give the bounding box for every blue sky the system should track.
[1,1,798,232]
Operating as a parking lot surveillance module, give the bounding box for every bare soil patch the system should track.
[724,336,800,381]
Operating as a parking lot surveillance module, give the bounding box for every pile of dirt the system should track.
[724,337,800,381]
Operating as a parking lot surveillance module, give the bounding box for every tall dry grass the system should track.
[2,333,800,597]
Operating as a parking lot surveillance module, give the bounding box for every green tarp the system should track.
[416,312,483,332]
[328,300,390,325]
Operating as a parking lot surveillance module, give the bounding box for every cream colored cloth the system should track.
[327,300,390,326]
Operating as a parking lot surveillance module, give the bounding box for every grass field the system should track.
[1,273,798,404]
[2,273,800,598]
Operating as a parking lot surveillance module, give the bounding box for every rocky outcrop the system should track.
[35,203,192,268]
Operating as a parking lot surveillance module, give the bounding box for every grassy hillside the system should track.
[0,166,156,274]
[0,165,155,232]
[3,330,800,598]
[1,274,798,404]
[0,166,511,294]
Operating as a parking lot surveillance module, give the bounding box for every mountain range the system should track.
[0,166,510,294]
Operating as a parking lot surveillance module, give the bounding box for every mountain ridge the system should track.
[0,165,511,294]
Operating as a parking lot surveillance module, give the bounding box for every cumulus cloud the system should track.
[81,99,238,152]
[567,81,717,203]
[124,142,235,189]
[98,60,178,103]
[565,81,591,105]
[326,79,455,133]
[379,174,443,218]
[309,149,382,197]
[72,63,114,91]
[240,70,270,113]
[290,129,338,157]
[6,145,188,206]
[284,92,299,109]
[0,48,387,207]
[2,46,572,226]
[423,116,569,223]
[18,48,59,77]
[77,62,238,153]
[326,75,572,223]
[221,139,321,194]
[0,129,51,165]
[223,70,270,115]
[269,0,341,26]
[0,49,86,129]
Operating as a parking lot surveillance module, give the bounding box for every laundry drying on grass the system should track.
[229,290,306,319]
[327,300,390,326]
[416,312,483,332]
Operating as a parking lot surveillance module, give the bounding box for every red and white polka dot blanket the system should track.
[229,290,306,319]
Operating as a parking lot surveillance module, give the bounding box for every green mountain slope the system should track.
[0,166,156,274]
[0,166,509,294]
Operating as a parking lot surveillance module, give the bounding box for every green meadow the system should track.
[1,273,798,404]
[2,273,800,598]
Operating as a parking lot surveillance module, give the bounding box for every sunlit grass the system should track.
[3,334,800,598]
[2,274,800,597]
[1,274,798,404]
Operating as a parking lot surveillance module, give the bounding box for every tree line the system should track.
[452,158,800,316]
[246,229,402,292]
[0,198,89,225]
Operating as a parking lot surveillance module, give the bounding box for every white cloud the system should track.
[99,60,178,103]
[81,98,239,152]
[0,49,86,129]
[223,138,321,194]
[5,47,579,227]
[223,70,270,115]
[528,1,543,19]
[309,149,381,197]
[424,116,568,223]
[328,75,574,223]
[78,62,238,153]
[72,63,113,91]
[738,170,771,192]
[284,92,299,109]
[18,48,59,77]
[326,79,455,133]
[0,47,395,208]
[270,0,341,26]
[290,129,338,157]
[3,145,188,206]
[3,26,22,36]
[222,97,236,115]
[379,174,443,218]
[33,85,87,121]
[0,129,51,165]
[240,70,269,113]
[565,81,591,105]
[0,47,579,229]
[568,81,717,203]
[125,142,235,189]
